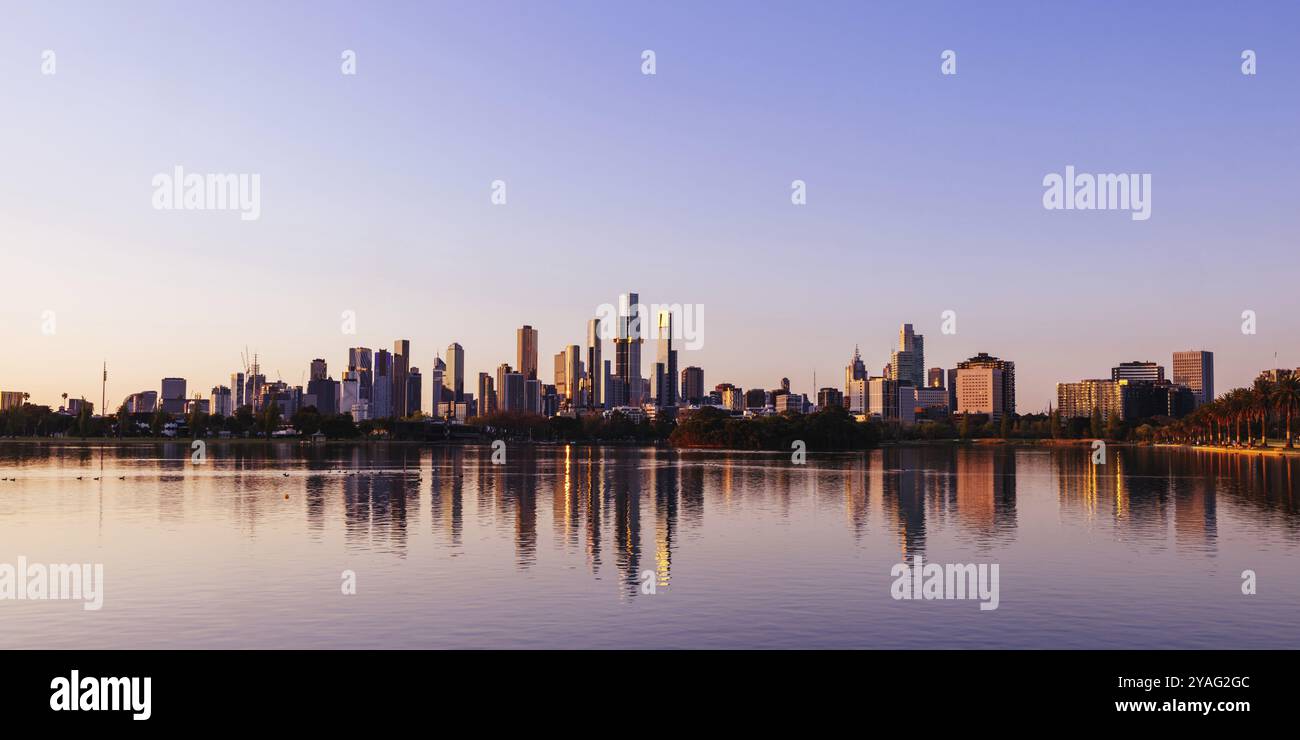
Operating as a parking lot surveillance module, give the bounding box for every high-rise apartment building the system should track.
[1172,351,1214,406]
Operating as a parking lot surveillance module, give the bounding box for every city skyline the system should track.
[3,2,1298,412]
[1,303,1252,423]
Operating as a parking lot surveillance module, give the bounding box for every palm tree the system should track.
[1270,375,1300,449]
[1253,378,1275,447]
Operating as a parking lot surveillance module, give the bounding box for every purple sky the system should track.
[1,1,1297,411]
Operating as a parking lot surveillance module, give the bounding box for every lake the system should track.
[0,442,1296,649]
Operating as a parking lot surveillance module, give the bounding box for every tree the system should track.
[1270,375,1300,449]
[150,408,168,436]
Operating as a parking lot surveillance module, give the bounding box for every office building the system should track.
[407,366,421,416]
[1172,350,1214,406]
[956,353,1015,417]
[446,343,465,401]
[847,378,868,414]
[1112,361,1165,384]
[889,324,925,389]
[681,366,704,404]
[517,325,538,381]
[955,367,1005,421]
[160,377,187,415]
[564,344,583,406]
[392,340,411,417]
[868,377,900,422]
[371,350,393,418]
[927,367,946,389]
[817,387,843,410]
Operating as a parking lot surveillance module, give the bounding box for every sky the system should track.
[1,1,1297,412]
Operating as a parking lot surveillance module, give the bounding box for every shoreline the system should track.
[3,436,1296,456]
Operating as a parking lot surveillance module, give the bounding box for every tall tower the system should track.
[586,318,602,408]
[656,309,678,407]
[516,325,538,381]
[446,342,465,401]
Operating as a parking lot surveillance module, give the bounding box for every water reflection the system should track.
[1,442,1298,604]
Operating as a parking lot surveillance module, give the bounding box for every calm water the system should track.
[1,442,1297,649]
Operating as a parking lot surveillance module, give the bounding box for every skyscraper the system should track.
[478,372,496,417]
[615,292,643,404]
[656,308,678,407]
[889,324,924,389]
[1172,351,1214,406]
[586,318,602,409]
[407,366,422,415]
[517,325,538,381]
[372,349,393,418]
[429,355,445,416]
[392,340,410,417]
[231,372,245,410]
[553,351,567,398]
[310,358,328,381]
[348,347,373,403]
[446,343,465,401]
[845,346,866,398]
[564,344,583,406]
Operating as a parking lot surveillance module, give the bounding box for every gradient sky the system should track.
[2,1,1297,412]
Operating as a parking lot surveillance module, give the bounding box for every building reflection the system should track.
[97,441,1300,598]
